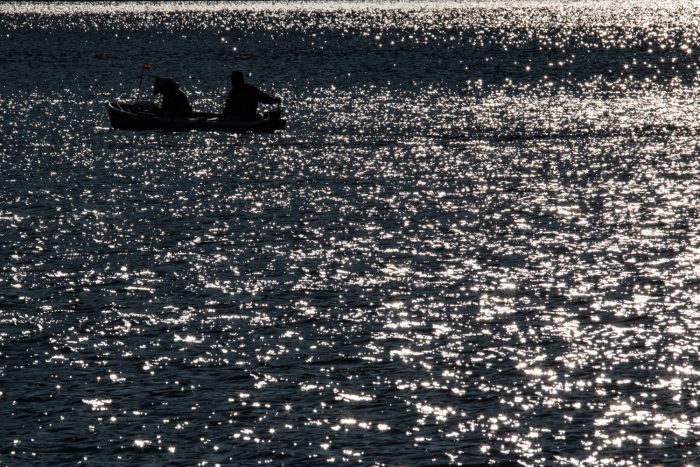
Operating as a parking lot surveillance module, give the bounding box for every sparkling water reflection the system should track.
[2,1,700,465]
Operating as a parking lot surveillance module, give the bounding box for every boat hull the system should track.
[106,102,286,133]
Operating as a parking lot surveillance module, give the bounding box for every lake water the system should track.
[2,1,700,465]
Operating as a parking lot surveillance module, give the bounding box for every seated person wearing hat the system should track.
[153,77,192,118]
[221,71,281,121]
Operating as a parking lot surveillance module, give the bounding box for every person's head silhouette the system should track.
[230,71,245,88]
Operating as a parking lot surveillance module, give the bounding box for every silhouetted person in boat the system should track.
[153,77,192,118]
[221,71,281,121]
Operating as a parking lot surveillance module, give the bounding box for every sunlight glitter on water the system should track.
[3,1,700,465]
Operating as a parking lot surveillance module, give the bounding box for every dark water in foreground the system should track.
[3,2,700,465]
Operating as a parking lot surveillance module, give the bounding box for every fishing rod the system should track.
[135,63,152,108]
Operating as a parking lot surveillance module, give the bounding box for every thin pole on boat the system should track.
[135,63,152,109]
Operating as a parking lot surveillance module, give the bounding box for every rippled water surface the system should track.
[3,1,700,465]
